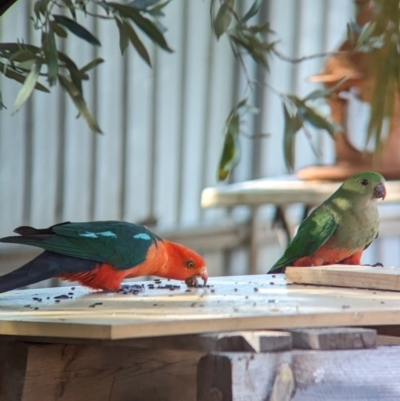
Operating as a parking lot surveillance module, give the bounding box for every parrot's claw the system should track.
[363,262,384,268]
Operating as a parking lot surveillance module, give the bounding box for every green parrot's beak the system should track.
[373,182,386,200]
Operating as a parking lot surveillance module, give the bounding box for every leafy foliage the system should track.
[211,0,275,70]
[0,0,172,132]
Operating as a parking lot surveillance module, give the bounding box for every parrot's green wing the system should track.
[0,221,159,269]
[268,206,338,273]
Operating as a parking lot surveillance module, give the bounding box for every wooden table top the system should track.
[201,177,400,207]
[1,274,400,340]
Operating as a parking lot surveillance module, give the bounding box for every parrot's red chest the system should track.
[292,239,363,267]
[57,263,127,291]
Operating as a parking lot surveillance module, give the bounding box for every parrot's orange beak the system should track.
[373,182,386,200]
[200,268,208,285]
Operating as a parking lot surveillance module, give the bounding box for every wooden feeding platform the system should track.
[1,272,400,400]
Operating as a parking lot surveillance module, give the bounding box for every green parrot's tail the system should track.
[267,264,285,274]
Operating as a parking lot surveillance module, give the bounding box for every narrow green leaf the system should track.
[47,26,58,86]
[8,50,37,63]
[281,95,297,118]
[123,20,152,66]
[218,114,240,181]
[57,51,85,95]
[109,3,172,52]
[148,0,171,16]
[242,0,263,22]
[357,21,376,49]
[303,77,348,101]
[300,103,342,136]
[50,21,68,38]
[61,0,76,20]
[80,57,104,73]
[282,103,303,171]
[115,17,129,55]
[0,62,49,92]
[33,1,42,20]
[129,0,160,10]
[58,75,102,133]
[0,43,42,58]
[346,22,355,45]
[12,62,42,114]
[213,0,234,39]
[38,0,49,16]
[0,90,6,110]
[52,15,101,46]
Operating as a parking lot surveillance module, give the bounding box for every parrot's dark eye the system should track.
[360,179,369,186]
[186,260,195,269]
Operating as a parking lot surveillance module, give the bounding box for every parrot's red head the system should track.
[161,241,208,285]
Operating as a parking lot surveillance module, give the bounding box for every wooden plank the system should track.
[215,331,292,353]
[197,346,400,401]
[285,265,400,291]
[0,341,202,401]
[0,274,399,340]
[289,327,376,350]
[0,331,291,353]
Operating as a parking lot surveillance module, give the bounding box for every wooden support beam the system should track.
[285,265,400,291]
[197,347,400,401]
[0,341,202,401]
[289,327,376,350]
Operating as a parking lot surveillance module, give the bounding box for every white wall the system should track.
[1,0,397,282]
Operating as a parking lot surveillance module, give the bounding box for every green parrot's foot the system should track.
[363,262,384,268]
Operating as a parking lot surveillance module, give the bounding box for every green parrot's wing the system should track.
[268,206,337,273]
[1,221,159,269]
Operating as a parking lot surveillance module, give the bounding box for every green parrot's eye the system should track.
[360,179,369,186]
[186,260,195,269]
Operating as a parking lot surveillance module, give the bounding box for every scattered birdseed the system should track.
[34,307,39,310]
[71,287,75,290]
[211,289,215,293]
[157,284,180,290]
[54,295,69,300]
[153,303,158,306]
[254,288,259,292]
[46,297,50,300]
[55,300,60,303]
[185,289,191,292]
[190,303,196,307]
[270,282,275,285]
[23,304,31,308]
[118,284,145,295]
[234,288,238,292]
[342,305,350,309]
[32,297,42,302]
[68,292,74,296]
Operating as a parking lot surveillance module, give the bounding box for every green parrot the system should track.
[268,171,386,273]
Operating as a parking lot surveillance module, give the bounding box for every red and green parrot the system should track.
[268,171,386,273]
[0,221,208,292]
